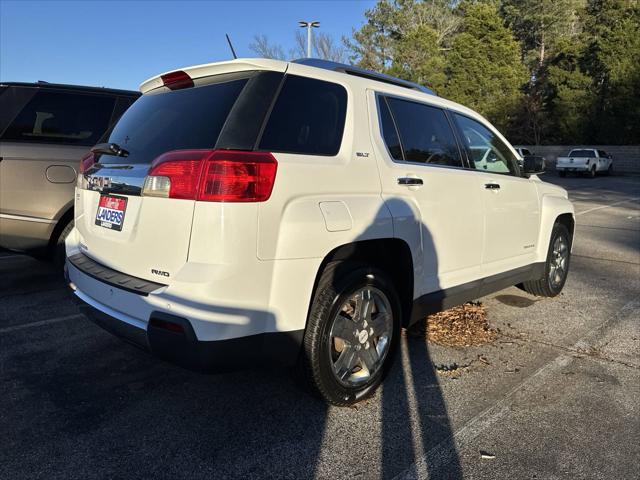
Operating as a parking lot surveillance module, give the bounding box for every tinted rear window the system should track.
[99,76,249,165]
[1,90,115,146]
[259,75,347,156]
[569,150,594,157]
[385,96,462,168]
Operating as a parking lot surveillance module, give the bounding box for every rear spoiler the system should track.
[139,58,288,94]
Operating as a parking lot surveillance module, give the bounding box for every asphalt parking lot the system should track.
[1,174,638,480]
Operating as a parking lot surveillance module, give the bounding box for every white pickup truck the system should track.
[556,148,613,177]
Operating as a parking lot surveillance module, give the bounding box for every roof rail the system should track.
[292,58,435,95]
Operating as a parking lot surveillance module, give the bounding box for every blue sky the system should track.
[0,0,375,90]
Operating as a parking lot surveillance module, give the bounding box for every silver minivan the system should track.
[0,82,138,264]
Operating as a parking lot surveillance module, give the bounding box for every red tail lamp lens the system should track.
[160,70,194,90]
[145,150,277,202]
[79,152,95,174]
[199,150,277,202]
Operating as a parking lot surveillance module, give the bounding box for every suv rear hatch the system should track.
[76,66,284,284]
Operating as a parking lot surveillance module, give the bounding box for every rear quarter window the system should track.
[259,75,347,156]
[1,90,116,146]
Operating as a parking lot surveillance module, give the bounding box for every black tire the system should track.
[299,262,401,406]
[558,170,567,177]
[588,165,597,178]
[606,164,614,176]
[52,219,74,269]
[522,223,571,297]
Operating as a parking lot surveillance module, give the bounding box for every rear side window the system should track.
[454,114,519,175]
[100,77,249,165]
[383,96,462,168]
[598,150,608,158]
[522,149,531,156]
[1,90,115,146]
[259,75,347,156]
[378,97,403,160]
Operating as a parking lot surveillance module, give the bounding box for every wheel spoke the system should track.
[369,311,391,335]
[358,346,379,373]
[331,313,355,341]
[333,346,358,381]
[356,289,374,325]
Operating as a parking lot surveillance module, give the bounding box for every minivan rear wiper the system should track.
[91,142,129,157]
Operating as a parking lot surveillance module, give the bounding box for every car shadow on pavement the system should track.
[1,197,463,479]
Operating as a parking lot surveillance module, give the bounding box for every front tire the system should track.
[606,164,614,176]
[299,262,401,406]
[522,223,571,297]
[588,165,597,178]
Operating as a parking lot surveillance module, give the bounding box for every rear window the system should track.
[259,75,347,156]
[568,150,594,157]
[1,90,115,146]
[99,76,249,165]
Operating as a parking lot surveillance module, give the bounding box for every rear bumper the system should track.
[556,164,589,171]
[65,261,304,372]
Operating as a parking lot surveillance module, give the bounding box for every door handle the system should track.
[484,183,500,190]
[398,177,423,186]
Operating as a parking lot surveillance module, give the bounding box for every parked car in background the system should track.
[556,148,613,178]
[514,147,546,172]
[66,58,574,406]
[0,82,139,264]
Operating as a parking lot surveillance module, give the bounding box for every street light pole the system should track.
[298,21,320,58]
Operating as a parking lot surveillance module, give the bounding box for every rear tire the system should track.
[299,262,401,406]
[52,220,74,269]
[522,223,571,297]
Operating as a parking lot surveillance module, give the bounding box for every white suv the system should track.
[65,58,574,406]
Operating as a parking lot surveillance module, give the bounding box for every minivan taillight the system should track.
[79,152,95,174]
[142,149,277,202]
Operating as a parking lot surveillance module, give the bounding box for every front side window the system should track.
[382,96,462,168]
[454,114,518,175]
[1,90,115,146]
[259,75,347,156]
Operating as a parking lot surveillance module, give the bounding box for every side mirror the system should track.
[523,155,545,175]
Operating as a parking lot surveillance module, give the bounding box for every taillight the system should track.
[79,152,95,174]
[160,70,194,90]
[142,149,277,202]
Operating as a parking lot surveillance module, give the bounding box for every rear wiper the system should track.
[91,142,129,157]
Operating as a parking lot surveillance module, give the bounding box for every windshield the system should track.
[97,76,249,165]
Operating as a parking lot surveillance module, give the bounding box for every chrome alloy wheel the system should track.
[328,286,393,387]
[549,235,569,288]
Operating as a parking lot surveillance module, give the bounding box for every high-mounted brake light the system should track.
[160,70,194,90]
[143,149,277,202]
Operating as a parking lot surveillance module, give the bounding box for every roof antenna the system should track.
[225,34,238,59]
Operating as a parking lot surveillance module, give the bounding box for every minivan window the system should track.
[1,90,115,146]
[384,96,462,168]
[99,77,249,165]
[377,97,403,160]
[454,114,518,175]
[259,75,347,156]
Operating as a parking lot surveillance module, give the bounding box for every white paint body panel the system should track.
[67,58,574,342]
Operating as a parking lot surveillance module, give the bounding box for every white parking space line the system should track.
[0,314,83,334]
[396,299,639,480]
[575,197,640,216]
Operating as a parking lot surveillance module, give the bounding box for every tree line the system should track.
[250,0,639,146]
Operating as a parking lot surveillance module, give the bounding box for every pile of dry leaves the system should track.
[407,302,497,347]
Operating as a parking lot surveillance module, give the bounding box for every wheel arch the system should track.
[307,238,415,328]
